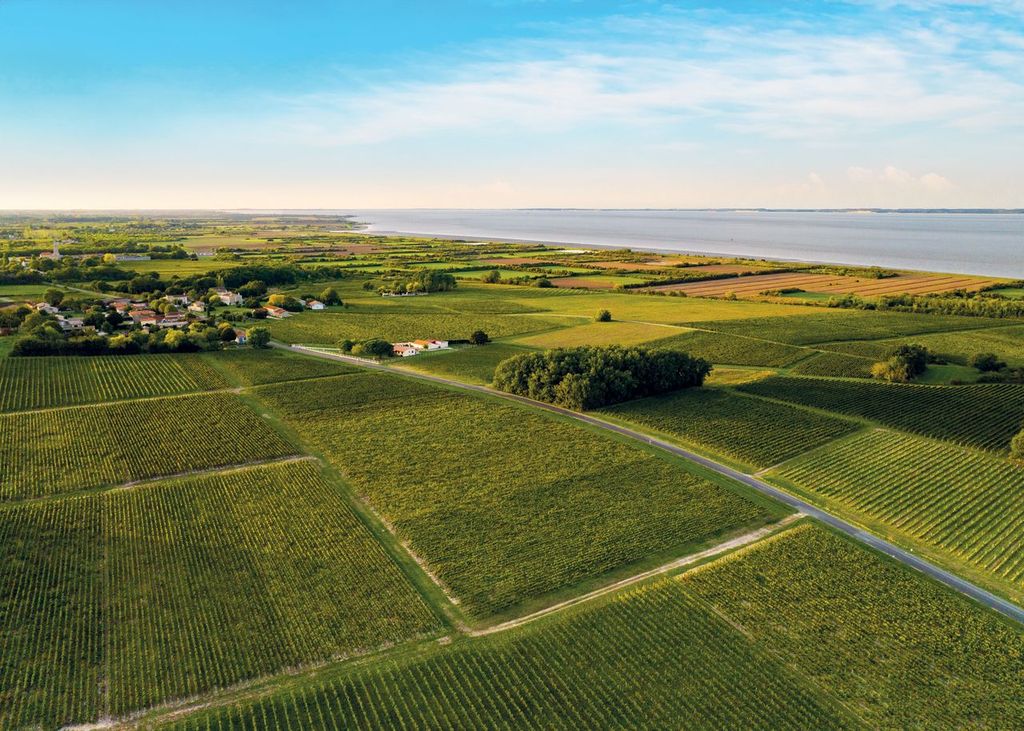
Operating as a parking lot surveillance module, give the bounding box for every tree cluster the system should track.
[871,344,930,383]
[492,345,711,410]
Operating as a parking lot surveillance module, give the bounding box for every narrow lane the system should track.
[281,342,1024,626]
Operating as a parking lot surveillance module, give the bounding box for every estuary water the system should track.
[342,209,1024,278]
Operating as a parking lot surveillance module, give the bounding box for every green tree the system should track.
[319,287,342,306]
[596,309,612,322]
[43,289,64,307]
[469,330,490,345]
[482,270,502,284]
[351,338,393,358]
[247,326,271,348]
[1012,429,1024,459]
[970,352,1006,372]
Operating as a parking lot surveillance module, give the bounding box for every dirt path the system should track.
[467,513,804,637]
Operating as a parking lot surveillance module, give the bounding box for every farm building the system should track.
[188,301,207,313]
[393,343,420,357]
[214,288,243,305]
[264,305,291,319]
[306,299,325,310]
[34,302,59,315]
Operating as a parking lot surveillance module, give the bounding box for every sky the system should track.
[0,0,1022,209]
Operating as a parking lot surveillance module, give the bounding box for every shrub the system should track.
[247,326,270,348]
[970,352,1006,372]
[469,330,490,345]
[872,344,929,383]
[596,309,612,322]
[351,339,393,358]
[493,345,711,410]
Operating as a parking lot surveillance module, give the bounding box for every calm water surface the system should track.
[341,209,1023,278]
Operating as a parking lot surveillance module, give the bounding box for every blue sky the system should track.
[1,1,1022,208]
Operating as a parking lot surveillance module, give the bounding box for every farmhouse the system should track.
[393,343,420,357]
[56,316,84,331]
[188,301,206,313]
[412,339,449,350]
[214,288,243,305]
[306,299,325,310]
[128,308,156,323]
[34,302,59,315]
[264,305,291,318]
[166,294,190,305]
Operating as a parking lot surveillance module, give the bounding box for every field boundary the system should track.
[285,342,1024,626]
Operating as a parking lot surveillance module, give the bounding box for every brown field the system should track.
[681,263,775,275]
[651,271,1003,298]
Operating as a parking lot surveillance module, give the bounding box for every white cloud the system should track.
[252,7,1024,147]
[847,165,955,191]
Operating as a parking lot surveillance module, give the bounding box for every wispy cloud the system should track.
[255,5,1024,146]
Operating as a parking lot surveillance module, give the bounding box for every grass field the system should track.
[696,310,1005,345]
[871,325,1024,367]
[266,309,571,344]
[768,430,1024,601]
[393,343,533,385]
[202,348,358,386]
[649,328,809,367]
[0,392,296,500]
[684,523,1024,729]
[602,388,861,471]
[513,320,684,348]
[0,354,231,412]
[118,258,241,275]
[0,460,441,728]
[738,375,1024,452]
[159,566,852,730]
[254,372,780,617]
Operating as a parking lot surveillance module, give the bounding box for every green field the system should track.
[769,430,1024,601]
[0,392,296,499]
[871,324,1024,367]
[202,348,358,386]
[0,460,440,728]
[738,375,1024,452]
[0,354,231,412]
[787,350,875,378]
[159,562,852,730]
[266,308,571,345]
[602,388,861,470]
[393,343,534,385]
[649,328,809,367]
[696,310,1005,345]
[254,372,779,617]
[684,524,1024,729]
[512,291,812,323]
[513,320,685,348]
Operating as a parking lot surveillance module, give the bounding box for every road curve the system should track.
[281,343,1024,626]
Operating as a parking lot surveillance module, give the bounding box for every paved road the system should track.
[281,343,1024,626]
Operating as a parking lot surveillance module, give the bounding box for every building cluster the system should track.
[392,339,449,357]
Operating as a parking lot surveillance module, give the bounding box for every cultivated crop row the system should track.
[648,328,807,367]
[695,310,1004,345]
[739,375,1024,451]
[0,354,230,412]
[202,348,357,386]
[0,461,440,727]
[771,429,1024,591]
[683,524,1024,729]
[0,392,296,500]
[788,351,874,379]
[602,388,860,470]
[254,373,772,617]
[164,578,850,730]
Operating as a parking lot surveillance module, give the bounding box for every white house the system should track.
[306,299,325,310]
[264,305,291,319]
[235,331,248,345]
[188,301,207,313]
[214,288,243,306]
[34,302,59,315]
[411,339,449,351]
[166,294,190,305]
[393,342,420,357]
[56,316,84,331]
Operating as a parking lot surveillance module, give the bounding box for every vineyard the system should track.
[769,429,1024,598]
[602,388,861,470]
[0,392,297,500]
[507,291,806,323]
[253,373,776,617]
[683,524,1024,729]
[0,460,441,728]
[694,310,1004,345]
[787,351,875,378]
[395,342,534,385]
[871,324,1024,367]
[738,375,1024,451]
[265,309,572,345]
[202,348,358,386]
[0,354,230,412]
[159,575,852,730]
[648,328,808,367]
[513,320,684,348]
